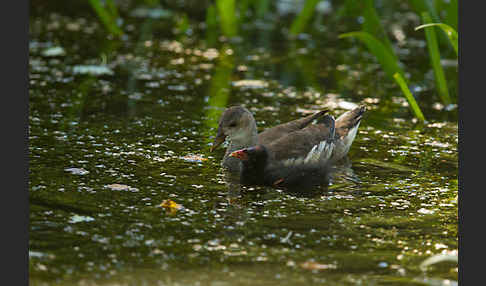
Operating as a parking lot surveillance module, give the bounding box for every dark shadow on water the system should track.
[222,155,361,199]
[222,165,358,199]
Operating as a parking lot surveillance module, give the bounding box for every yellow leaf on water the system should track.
[159,199,182,215]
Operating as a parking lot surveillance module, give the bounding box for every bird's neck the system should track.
[221,121,258,174]
[227,125,258,154]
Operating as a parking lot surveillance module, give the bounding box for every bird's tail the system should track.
[304,115,335,164]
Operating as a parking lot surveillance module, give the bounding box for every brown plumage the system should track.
[257,109,329,146]
[211,105,366,173]
[229,114,336,189]
[211,106,329,172]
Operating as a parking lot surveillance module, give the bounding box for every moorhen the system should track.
[211,106,329,172]
[211,105,366,173]
[229,114,336,189]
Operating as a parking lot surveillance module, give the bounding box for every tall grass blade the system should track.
[393,73,426,121]
[339,31,405,80]
[105,0,119,20]
[205,4,218,46]
[175,13,190,40]
[408,0,451,47]
[216,0,238,37]
[88,0,123,36]
[289,0,320,35]
[419,12,452,105]
[408,0,440,22]
[255,0,271,19]
[204,45,235,144]
[445,0,458,31]
[415,23,458,56]
[362,0,397,62]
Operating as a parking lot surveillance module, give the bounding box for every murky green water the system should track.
[29,1,457,285]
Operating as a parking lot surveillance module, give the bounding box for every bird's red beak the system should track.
[230,149,248,160]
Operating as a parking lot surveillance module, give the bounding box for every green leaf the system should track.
[445,0,458,31]
[339,31,404,80]
[362,0,397,62]
[216,0,238,37]
[393,73,425,122]
[205,4,218,46]
[418,13,452,105]
[176,13,190,35]
[415,23,458,56]
[289,0,320,35]
[408,0,440,22]
[88,0,123,36]
[204,45,235,143]
[255,0,271,19]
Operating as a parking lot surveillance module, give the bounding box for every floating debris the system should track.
[180,154,208,163]
[167,85,187,91]
[29,251,55,260]
[317,93,359,110]
[128,93,143,100]
[417,208,435,215]
[337,101,359,110]
[64,167,89,175]
[72,65,114,76]
[69,215,95,223]
[41,46,66,57]
[105,184,139,192]
[296,107,320,114]
[300,261,337,271]
[424,141,451,148]
[232,80,269,89]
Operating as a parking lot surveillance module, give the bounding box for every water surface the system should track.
[29,1,458,285]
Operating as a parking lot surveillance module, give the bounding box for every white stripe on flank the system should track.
[283,140,334,167]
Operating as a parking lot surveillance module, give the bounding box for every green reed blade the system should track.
[216,0,238,37]
[204,45,235,144]
[88,0,123,36]
[419,12,452,105]
[445,0,458,31]
[408,0,450,47]
[105,0,119,20]
[255,0,271,19]
[415,23,458,56]
[339,31,405,80]
[289,0,320,35]
[205,4,218,46]
[408,0,440,22]
[393,73,426,121]
[362,0,397,62]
